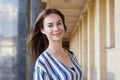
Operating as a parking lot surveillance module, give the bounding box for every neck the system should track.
[47,41,65,54]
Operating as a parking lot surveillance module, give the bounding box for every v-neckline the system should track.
[45,51,75,72]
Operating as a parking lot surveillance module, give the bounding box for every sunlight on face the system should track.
[42,13,65,42]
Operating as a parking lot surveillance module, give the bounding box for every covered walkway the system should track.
[39,0,120,80]
[0,0,120,80]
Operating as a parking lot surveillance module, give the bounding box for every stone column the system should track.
[26,0,31,80]
[87,1,95,80]
[31,0,46,30]
[115,0,120,48]
[28,0,46,80]
[82,12,88,80]
[106,0,115,48]
[94,0,107,80]
[17,0,27,80]
[78,21,82,65]
[81,15,84,77]
[76,26,79,60]
[109,0,115,47]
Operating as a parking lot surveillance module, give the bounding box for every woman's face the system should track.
[41,13,65,42]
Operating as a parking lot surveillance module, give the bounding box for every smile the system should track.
[53,32,62,35]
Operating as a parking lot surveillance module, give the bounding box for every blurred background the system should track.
[0,0,120,80]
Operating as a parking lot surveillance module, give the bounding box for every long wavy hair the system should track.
[27,8,67,61]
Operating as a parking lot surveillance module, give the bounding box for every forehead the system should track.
[44,13,62,24]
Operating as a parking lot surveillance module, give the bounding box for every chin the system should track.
[52,38,63,42]
[53,39,62,41]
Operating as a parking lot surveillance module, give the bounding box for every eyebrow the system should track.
[47,19,62,25]
[57,19,62,23]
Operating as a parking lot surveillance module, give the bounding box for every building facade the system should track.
[69,0,120,80]
[0,0,120,80]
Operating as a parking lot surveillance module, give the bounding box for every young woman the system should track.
[28,8,83,80]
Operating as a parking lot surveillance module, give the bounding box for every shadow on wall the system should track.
[94,68,116,80]
[107,71,116,80]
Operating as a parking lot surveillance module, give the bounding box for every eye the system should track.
[57,22,62,25]
[48,24,53,27]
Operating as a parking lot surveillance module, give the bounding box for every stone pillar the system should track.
[26,0,31,80]
[81,15,84,77]
[94,0,107,80]
[87,1,95,80]
[82,12,88,80]
[27,0,46,80]
[109,0,115,47]
[31,0,46,30]
[106,0,115,48]
[76,27,79,60]
[17,0,27,80]
[78,21,82,65]
[115,0,120,48]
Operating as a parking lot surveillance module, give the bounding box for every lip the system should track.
[53,32,62,35]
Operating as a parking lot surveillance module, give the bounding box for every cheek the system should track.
[62,26,66,32]
[44,29,51,36]
[64,25,66,31]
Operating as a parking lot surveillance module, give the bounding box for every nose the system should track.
[53,25,59,31]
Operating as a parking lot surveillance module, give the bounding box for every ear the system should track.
[40,28,45,34]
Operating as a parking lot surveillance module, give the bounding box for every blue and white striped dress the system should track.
[33,50,83,80]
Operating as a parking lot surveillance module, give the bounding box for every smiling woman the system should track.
[41,13,65,42]
[27,8,83,80]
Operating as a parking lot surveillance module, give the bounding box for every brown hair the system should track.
[27,8,67,61]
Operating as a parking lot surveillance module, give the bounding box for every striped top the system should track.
[33,51,83,80]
